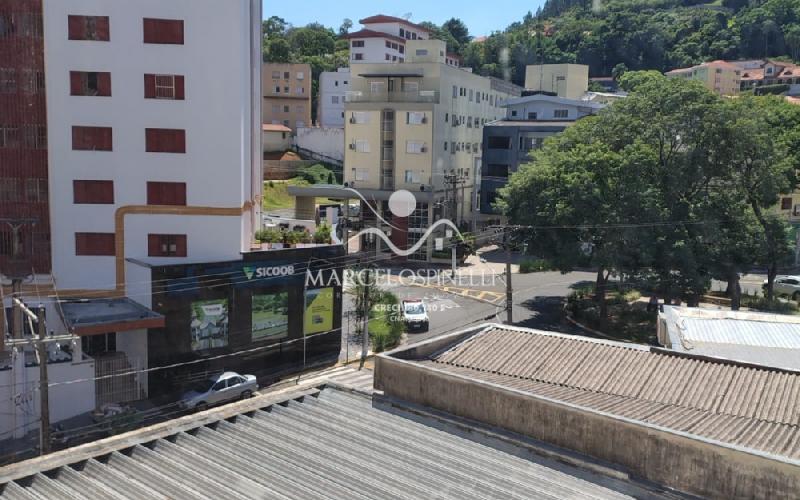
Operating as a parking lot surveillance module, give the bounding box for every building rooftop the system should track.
[502,93,606,109]
[0,387,657,498]
[414,324,800,461]
[658,305,800,370]
[262,124,292,133]
[341,28,406,44]
[486,120,576,129]
[59,298,164,336]
[358,15,432,33]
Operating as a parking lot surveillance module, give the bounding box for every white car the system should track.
[402,299,429,332]
[763,276,800,300]
[180,371,257,411]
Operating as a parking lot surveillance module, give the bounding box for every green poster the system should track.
[304,288,334,335]
[252,291,289,341]
[190,299,229,351]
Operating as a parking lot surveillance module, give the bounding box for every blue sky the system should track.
[262,1,546,37]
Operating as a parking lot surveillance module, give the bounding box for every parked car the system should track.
[763,276,800,300]
[180,371,257,411]
[402,299,429,332]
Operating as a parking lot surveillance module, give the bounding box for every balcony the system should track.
[345,90,439,104]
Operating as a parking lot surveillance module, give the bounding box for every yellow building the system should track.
[343,39,521,260]
[524,64,588,99]
[262,63,312,130]
[665,60,741,96]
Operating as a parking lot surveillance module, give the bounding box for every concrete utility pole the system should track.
[504,229,513,324]
[360,267,371,369]
[36,304,50,455]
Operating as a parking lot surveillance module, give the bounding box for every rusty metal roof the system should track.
[426,325,800,460]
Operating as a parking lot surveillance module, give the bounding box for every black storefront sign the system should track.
[148,246,345,394]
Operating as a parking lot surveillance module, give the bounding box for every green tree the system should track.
[611,62,628,81]
[785,24,800,61]
[442,18,471,53]
[339,18,353,36]
[265,38,290,63]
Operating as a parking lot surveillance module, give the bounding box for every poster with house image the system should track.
[252,291,289,341]
[304,288,333,335]
[190,299,229,351]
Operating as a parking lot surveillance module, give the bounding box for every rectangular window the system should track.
[0,126,19,148]
[782,197,793,210]
[487,164,509,178]
[331,96,339,104]
[73,180,114,204]
[22,125,47,149]
[0,178,21,201]
[487,136,511,150]
[144,74,184,99]
[351,40,365,48]
[25,179,47,202]
[0,68,16,93]
[386,40,392,48]
[404,170,422,183]
[415,49,428,56]
[406,141,426,154]
[554,109,569,119]
[143,18,184,44]
[399,45,404,54]
[296,72,304,80]
[69,71,111,96]
[354,169,368,181]
[354,140,370,153]
[350,111,369,124]
[527,112,538,120]
[406,112,426,125]
[283,72,290,79]
[353,52,364,61]
[22,69,45,94]
[67,15,110,41]
[272,104,280,113]
[271,71,280,79]
[72,126,112,151]
[147,181,186,205]
[296,87,304,94]
[148,234,187,257]
[145,128,186,153]
[453,85,457,98]
[399,28,405,37]
[75,233,115,256]
[283,105,289,112]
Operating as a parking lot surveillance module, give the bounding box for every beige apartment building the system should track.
[343,39,521,260]
[263,63,312,131]
[665,60,741,96]
[524,64,588,99]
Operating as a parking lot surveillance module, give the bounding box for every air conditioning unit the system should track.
[421,116,428,124]
[349,143,356,150]
[349,116,357,124]
[420,146,427,153]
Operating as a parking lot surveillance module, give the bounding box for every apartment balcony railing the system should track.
[345,90,439,104]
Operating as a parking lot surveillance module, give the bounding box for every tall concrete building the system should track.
[525,64,588,99]
[343,39,521,260]
[262,62,311,130]
[0,0,50,277]
[318,68,350,128]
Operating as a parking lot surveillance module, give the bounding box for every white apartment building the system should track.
[343,14,461,65]
[0,0,262,440]
[318,68,350,128]
[342,39,521,261]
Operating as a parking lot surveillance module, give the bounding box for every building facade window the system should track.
[349,111,369,124]
[487,136,511,150]
[144,74,185,99]
[353,53,363,61]
[554,109,569,119]
[406,112,426,125]
[22,69,45,94]
[72,126,112,151]
[145,128,186,153]
[354,140,370,153]
[781,197,793,210]
[0,126,19,148]
[406,141,426,154]
[75,233,115,256]
[73,180,114,204]
[22,125,47,149]
[143,18,184,44]
[351,40,365,47]
[404,170,422,183]
[147,181,186,205]
[67,15,110,41]
[25,178,48,202]
[0,68,16,93]
[148,234,187,257]
[70,71,111,96]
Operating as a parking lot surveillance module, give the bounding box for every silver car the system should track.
[763,275,800,300]
[180,371,257,411]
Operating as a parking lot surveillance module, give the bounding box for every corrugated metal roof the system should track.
[0,387,659,499]
[660,306,800,370]
[427,325,800,459]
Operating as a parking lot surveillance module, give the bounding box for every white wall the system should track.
[294,127,345,162]
[319,70,349,128]
[43,0,259,292]
[505,100,591,121]
[351,37,405,64]
[0,354,95,439]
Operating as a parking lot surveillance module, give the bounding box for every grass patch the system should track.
[519,258,555,273]
[262,177,339,212]
[741,294,799,314]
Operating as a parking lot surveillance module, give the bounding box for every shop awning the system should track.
[60,298,165,336]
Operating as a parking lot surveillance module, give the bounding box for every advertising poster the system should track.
[304,288,334,335]
[252,291,289,341]
[190,299,229,351]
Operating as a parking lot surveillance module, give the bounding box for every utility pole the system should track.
[504,228,513,324]
[360,266,371,368]
[36,304,50,455]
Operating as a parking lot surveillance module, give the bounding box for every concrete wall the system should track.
[262,63,311,129]
[375,351,800,499]
[524,64,588,99]
[263,130,292,153]
[318,70,349,128]
[294,127,344,163]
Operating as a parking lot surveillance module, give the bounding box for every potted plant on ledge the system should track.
[255,228,284,250]
[314,224,332,245]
